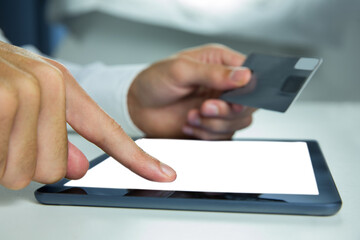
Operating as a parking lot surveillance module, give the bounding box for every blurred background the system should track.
[0,0,359,101]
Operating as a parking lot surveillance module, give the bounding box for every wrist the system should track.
[127,80,146,135]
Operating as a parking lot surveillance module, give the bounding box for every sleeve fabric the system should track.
[0,29,9,43]
[63,61,147,139]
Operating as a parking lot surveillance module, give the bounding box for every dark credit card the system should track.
[220,53,322,112]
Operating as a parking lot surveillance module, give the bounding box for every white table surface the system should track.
[1,101,359,240]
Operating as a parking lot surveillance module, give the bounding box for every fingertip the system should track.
[125,147,177,183]
[243,67,252,84]
[66,142,89,180]
[229,66,252,86]
[231,104,246,113]
[201,99,231,117]
[182,125,194,136]
[159,162,177,182]
[201,101,220,117]
[187,109,202,126]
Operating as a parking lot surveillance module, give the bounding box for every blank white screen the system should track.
[66,139,319,195]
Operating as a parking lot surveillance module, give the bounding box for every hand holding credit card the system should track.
[220,53,322,112]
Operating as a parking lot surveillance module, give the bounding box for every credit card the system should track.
[220,53,322,112]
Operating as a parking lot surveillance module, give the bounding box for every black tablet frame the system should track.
[35,139,342,216]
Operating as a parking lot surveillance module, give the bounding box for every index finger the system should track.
[46,59,176,182]
[179,44,246,67]
[214,44,247,67]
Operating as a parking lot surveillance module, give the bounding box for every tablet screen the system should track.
[65,139,319,195]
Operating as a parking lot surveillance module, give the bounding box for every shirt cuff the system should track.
[65,61,147,139]
[115,64,148,139]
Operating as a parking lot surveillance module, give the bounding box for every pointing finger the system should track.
[46,59,176,182]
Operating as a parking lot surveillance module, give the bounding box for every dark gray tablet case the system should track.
[35,139,341,216]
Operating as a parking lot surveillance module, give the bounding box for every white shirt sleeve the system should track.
[62,60,147,139]
[0,29,10,43]
[1,28,145,138]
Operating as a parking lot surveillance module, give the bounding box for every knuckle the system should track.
[203,101,230,117]
[222,133,234,140]
[208,120,229,133]
[208,67,225,85]
[7,181,31,190]
[195,128,233,141]
[34,63,65,93]
[169,57,191,80]
[196,130,213,141]
[94,116,123,148]
[204,43,226,50]
[1,176,32,190]
[241,116,253,128]
[107,118,124,139]
[1,154,37,189]
[0,86,19,116]
[18,75,41,100]
[49,168,67,183]
[14,177,33,189]
[34,147,68,184]
[0,160,6,179]
[36,167,66,185]
[49,60,67,73]
[34,61,63,79]
[205,43,228,56]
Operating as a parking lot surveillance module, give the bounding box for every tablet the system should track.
[35,139,342,216]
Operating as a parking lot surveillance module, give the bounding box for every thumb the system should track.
[65,141,89,180]
[172,57,252,91]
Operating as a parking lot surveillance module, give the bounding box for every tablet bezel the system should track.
[34,139,342,216]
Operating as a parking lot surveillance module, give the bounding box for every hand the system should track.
[128,44,256,140]
[0,42,176,190]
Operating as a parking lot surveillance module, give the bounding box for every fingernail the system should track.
[232,104,245,113]
[204,103,219,116]
[230,67,250,84]
[160,162,175,178]
[189,114,201,126]
[182,126,193,135]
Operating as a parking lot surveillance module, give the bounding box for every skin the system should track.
[0,41,175,190]
[0,42,255,190]
[129,44,256,140]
